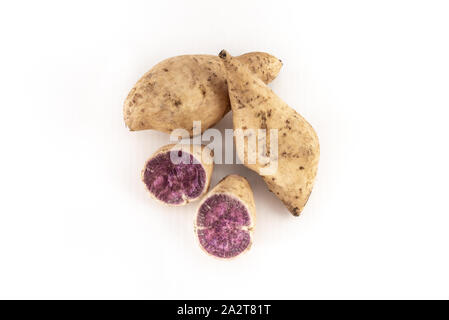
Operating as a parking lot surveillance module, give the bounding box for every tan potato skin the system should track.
[194,174,256,259]
[219,50,320,216]
[124,52,282,136]
[142,144,214,206]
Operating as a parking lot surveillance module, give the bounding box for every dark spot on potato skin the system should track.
[199,85,206,97]
[218,50,227,59]
[146,82,156,90]
[255,111,268,130]
[300,166,304,170]
[131,92,143,105]
[163,68,168,72]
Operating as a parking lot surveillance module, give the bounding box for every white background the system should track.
[0,0,448,299]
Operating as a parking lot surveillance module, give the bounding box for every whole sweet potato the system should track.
[219,50,319,216]
[124,52,282,136]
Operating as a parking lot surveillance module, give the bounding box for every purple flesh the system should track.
[143,151,206,205]
[196,194,251,258]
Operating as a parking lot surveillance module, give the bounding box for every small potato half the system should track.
[194,175,256,259]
